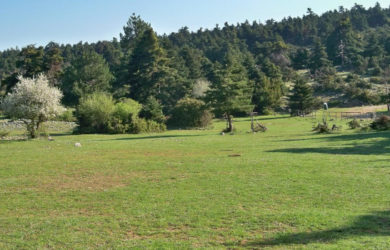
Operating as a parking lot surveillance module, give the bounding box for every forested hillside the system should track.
[2,3,390,115]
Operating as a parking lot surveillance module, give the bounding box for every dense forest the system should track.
[2,3,390,117]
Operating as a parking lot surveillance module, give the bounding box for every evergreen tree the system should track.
[61,50,114,105]
[17,45,45,77]
[365,34,384,58]
[120,14,151,52]
[139,96,165,123]
[206,49,253,132]
[289,77,317,115]
[246,57,285,114]
[292,48,310,70]
[128,28,172,103]
[44,42,63,86]
[367,3,388,27]
[309,39,331,73]
[326,17,362,67]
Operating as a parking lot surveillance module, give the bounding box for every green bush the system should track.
[169,98,213,128]
[75,93,165,134]
[139,96,165,123]
[252,123,267,132]
[131,118,166,133]
[57,108,76,122]
[115,98,142,119]
[313,122,331,133]
[75,92,115,133]
[358,90,381,105]
[348,119,361,129]
[370,115,390,130]
[107,98,142,134]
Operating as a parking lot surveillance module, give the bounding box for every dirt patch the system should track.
[127,230,147,240]
[40,174,127,191]
[38,171,154,192]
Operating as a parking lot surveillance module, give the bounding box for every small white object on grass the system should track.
[74,142,82,147]
[221,132,225,136]
[48,136,54,141]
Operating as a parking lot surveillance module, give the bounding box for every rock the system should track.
[74,142,82,147]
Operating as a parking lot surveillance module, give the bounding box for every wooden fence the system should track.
[298,111,377,120]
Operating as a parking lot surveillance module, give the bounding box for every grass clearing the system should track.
[0,113,390,248]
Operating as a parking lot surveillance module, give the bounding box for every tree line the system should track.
[2,3,390,126]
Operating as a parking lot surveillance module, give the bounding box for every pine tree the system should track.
[128,28,168,102]
[120,14,151,52]
[326,17,362,67]
[44,42,63,86]
[61,50,113,105]
[289,77,317,116]
[206,48,253,132]
[309,39,331,73]
[17,45,45,77]
[292,48,310,70]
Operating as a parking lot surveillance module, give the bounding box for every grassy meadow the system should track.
[0,112,390,248]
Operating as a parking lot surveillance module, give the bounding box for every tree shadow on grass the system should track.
[269,131,390,156]
[243,210,390,247]
[278,130,390,143]
[48,132,73,137]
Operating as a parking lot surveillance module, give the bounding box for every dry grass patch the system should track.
[37,171,155,191]
[347,105,387,113]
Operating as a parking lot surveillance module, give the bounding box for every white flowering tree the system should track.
[1,74,64,138]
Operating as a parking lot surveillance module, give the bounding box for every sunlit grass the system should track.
[0,115,389,248]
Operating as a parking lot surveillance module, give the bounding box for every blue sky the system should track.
[1,0,390,50]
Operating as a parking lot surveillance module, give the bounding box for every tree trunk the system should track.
[29,121,37,139]
[227,114,233,132]
[35,121,41,137]
[26,119,39,139]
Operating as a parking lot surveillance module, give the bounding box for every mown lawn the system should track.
[0,115,389,249]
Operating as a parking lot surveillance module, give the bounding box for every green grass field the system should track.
[1,114,390,249]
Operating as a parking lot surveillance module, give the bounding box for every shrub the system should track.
[131,118,166,133]
[116,98,142,118]
[348,119,361,129]
[76,93,164,134]
[252,123,267,132]
[107,98,142,134]
[57,108,76,122]
[313,122,331,133]
[75,92,115,133]
[169,98,213,128]
[139,96,165,123]
[107,116,130,134]
[370,115,390,130]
